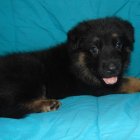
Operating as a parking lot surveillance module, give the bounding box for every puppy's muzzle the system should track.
[99,60,122,85]
[104,63,119,75]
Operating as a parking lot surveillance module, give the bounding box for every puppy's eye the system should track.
[115,41,123,50]
[89,47,99,55]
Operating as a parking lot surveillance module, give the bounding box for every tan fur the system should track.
[78,52,92,78]
[112,33,118,37]
[25,98,61,113]
[119,77,140,93]
[74,52,101,85]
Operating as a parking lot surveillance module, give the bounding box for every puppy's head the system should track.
[68,17,134,86]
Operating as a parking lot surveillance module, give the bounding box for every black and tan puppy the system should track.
[0,17,140,118]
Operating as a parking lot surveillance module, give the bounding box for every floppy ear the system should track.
[67,22,90,50]
[68,22,88,42]
[112,17,134,52]
[121,20,135,52]
[123,21,134,43]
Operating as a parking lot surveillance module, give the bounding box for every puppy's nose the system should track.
[105,63,118,75]
[108,63,117,71]
[100,60,121,77]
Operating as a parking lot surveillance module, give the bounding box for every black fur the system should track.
[0,17,134,118]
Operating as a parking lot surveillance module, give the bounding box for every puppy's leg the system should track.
[24,97,61,113]
[118,77,140,93]
[0,96,61,118]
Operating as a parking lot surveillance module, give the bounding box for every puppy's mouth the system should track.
[102,77,118,85]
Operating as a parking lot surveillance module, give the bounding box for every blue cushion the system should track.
[1,95,140,140]
[0,0,140,139]
[0,0,140,75]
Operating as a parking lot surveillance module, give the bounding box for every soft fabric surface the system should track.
[0,0,140,76]
[0,0,140,139]
[1,94,140,140]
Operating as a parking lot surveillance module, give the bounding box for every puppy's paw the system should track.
[119,77,140,93]
[41,99,61,112]
[26,99,61,113]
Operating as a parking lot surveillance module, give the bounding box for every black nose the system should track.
[102,62,119,75]
[108,63,117,71]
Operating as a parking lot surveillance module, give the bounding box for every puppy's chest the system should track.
[45,73,108,98]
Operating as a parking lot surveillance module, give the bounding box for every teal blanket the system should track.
[0,0,140,139]
[1,95,140,140]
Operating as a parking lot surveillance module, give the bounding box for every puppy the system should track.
[0,17,140,118]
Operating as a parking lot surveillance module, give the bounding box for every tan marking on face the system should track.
[112,33,118,37]
[76,52,94,82]
[78,52,85,65]
[77,52,92,79]
[73,52,101,85]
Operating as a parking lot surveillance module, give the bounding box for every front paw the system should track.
[41,99,61,112]
[26,99,61,113]
[120,77,140,93]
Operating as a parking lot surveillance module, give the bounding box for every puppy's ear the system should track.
[67,22,89,50]
[68,22,88,42]
[123,20,134,41]
[121,20,135,52]
[113,17,134,52]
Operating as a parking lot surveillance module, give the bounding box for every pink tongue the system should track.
[103,77,118,85]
